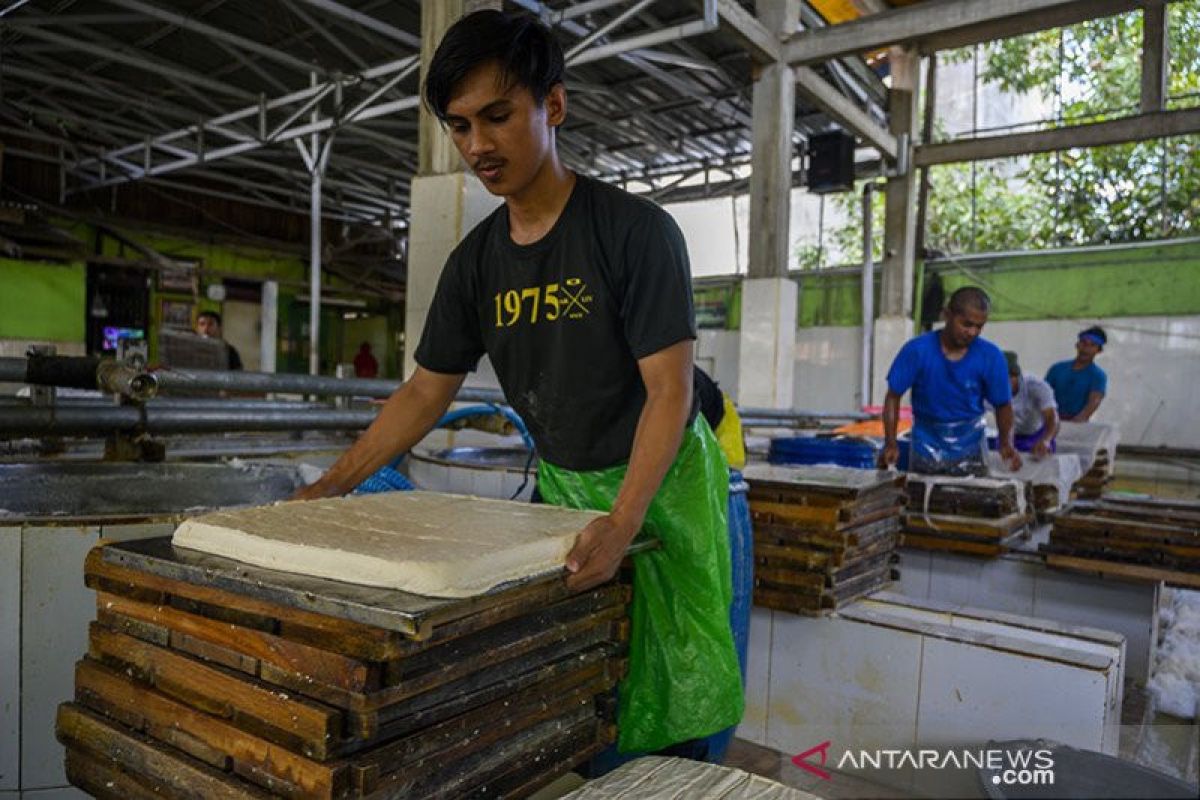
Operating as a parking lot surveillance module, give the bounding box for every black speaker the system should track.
[806,131,856,194]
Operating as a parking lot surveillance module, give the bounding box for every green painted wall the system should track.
[1,225,402,376]
[700,238,1200,329]
[0,259,87,341]
[929,239,1200,322]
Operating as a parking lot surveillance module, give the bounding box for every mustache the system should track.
[474,158,505,171]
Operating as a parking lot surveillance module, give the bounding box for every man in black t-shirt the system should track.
[296,10,742,756]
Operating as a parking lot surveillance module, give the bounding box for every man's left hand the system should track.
[1031,440,1051,460]
[999,442,1023,471]
[564,513,641,592]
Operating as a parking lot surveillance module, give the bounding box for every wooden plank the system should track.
[1045,553,1200,589]
[754,567,828,590]
[750,500,842,527]
[74,658,346,799]
[354,675,612,795]
[65,746,165,800]
[753,587,825,614]
[96,590,380,694]
[900,534,1005,557]
[364,646,623,747]
[88,623,341,760]
[57,703,271,800]
[87,547,409,660]
[387,585,626,682]
[362,710,599,799]
[264,616,623,714]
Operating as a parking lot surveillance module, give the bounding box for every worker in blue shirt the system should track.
[879,287,1021,475]
[1044,326,1108,422]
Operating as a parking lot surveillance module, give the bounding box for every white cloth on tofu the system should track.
[561,756,816,800]
[172,491,603,598]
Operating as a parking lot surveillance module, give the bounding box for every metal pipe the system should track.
[0,406,379,436]
[4,356,510,403]
[737,406,871,422]
[861,182,881,410]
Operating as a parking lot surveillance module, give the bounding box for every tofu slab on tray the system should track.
[172,491,603,598]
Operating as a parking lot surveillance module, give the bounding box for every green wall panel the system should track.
[0,260,86,341]
[929,240,1200,322]
[737,238,1200,330]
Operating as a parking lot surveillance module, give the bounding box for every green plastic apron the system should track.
[536,415,745,753]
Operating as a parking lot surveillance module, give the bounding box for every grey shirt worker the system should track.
[1009,374,1057,436]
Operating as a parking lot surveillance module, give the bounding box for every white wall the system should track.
[793,325,863,411]
[984,315,1200,449]
[699,315,1200,447]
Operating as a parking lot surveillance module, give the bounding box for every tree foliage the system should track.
[932,2,1200,251]
[798,2,1200,266]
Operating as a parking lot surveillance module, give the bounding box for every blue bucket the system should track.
[703,469,752,763]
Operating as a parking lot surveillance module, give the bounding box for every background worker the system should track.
[1045,326,1108,422]
[879,287,1021,475]
[195,310,243,371]
[997,350,1058,459]
[293,10,741,760]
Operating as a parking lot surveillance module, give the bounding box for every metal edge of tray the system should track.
[99,536,658,639]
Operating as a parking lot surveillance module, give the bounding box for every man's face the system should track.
[1075,337,1101,363]
[1009,374,1020,394]
[443,61,565,197]
[196,316,220,338]
[942,306,988,349]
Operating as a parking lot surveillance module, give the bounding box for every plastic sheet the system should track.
[536,416,744,754]
[910,416,988,476]
[1055,420,1121,475]
[985,451,1083,513]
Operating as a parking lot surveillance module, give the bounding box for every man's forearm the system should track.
[309,381,452,494]
[883,392,900,445]
[609,383,691,532]
[1038,409,1059,447]
[1077,393,1103,422]
[995,403,1016,444]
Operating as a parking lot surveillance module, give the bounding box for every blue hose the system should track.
[353,403,534,496]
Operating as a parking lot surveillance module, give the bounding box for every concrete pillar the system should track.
[739,0,799,408]
[737,278,798,408]
[260,280,278,373]
[874,46,920,402]
[405,0,502,380]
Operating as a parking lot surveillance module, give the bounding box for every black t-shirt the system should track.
[414,175,697,470]
[226,343,243,371]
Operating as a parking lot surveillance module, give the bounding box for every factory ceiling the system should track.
[0,1,893,226]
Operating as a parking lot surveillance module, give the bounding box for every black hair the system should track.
[947,286,991,314]
[1080,325,1107,348]
[423,10,564,121]
[197,310,222,326]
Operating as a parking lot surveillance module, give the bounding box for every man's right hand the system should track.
[290,479,346,502]
[878,441,899,469]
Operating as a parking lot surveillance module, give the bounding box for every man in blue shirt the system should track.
[880,287,1021,475]
[1045,327,1108,421]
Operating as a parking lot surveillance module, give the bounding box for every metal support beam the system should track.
[70,58,420,190]
[914,107,1200,166]
[293,0,420,49]
[104,0,321,76]
[1141,0,1168,114]
[794,66,897,160]
[715,0,781,64]
[783,0,1150,64]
